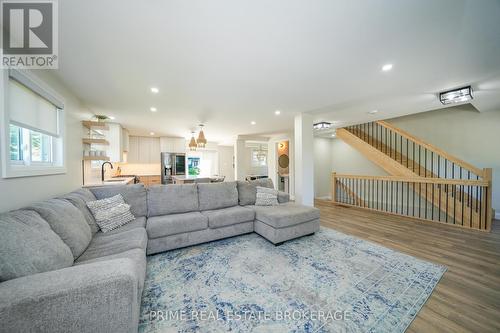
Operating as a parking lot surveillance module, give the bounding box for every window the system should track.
[9,124,54,164]
[1,69,65,178]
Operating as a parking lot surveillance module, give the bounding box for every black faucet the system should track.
[101,161,113,181]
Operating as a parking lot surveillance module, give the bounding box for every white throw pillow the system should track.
[86,194,135,233]
[255,186,279,206]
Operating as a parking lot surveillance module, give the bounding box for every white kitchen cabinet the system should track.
[122,128,130,152]
[160,137,186,153]
[173,138,186,153]
[160,137,174,152]
[138,137,151,162]
[149,137,161,163]
[128,136,161,163]
[105,123,124,162]
[128,136,139,163]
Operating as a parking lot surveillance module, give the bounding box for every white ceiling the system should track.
[55,0,500,144]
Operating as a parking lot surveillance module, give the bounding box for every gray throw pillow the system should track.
[255,186,279,206]
[87,194,135,233]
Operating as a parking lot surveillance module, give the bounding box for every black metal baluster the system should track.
[446,184,449,223]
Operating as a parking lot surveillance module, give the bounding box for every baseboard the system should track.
[315,195,332,200]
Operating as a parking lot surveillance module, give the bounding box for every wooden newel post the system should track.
[331,172,337,203]
[484,168,493,231]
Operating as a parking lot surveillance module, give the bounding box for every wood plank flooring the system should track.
[315,199,500,333]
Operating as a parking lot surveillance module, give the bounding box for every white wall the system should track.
[0,70,90,213]
[294,114,314,206]
[313,137,334,199]
[217,145,234,181]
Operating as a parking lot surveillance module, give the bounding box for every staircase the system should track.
[332,120,493,231]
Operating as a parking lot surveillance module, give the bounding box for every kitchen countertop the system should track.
[83,177,135,187]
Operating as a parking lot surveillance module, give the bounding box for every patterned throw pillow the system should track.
[86,194,135,233]
[255,186,279,206]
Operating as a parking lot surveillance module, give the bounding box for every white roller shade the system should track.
[8,79,59,137]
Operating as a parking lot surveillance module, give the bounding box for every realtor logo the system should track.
[1,0,58,68]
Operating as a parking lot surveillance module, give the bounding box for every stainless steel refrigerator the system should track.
[161,152,186,184]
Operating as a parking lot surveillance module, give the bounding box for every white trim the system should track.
[1,69,67,178]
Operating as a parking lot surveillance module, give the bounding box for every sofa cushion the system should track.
[198,182,238,211]
[75,228,148,263]
[89,184,147,217]
[255,186,279,206]
[148,184,198,217]
[74,248,147,290]
[87,195,135,233]
[237,178,275,205]
[96,216,146,236]
[28,199,92,259]
[201,206,255,229]
[0,210,73,282]
[59,188,99,235]
[251,203,320,228]
[147,212,208,239]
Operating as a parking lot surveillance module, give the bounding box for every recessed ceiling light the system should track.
[382,64,393,72]
[368,110,378,114]
[108,116,115,120]
[251,121,256,125]
[150,132,155,136]
[150,87,159,94]
[331,134,336,137]
[275,110,281,115]
[150,107,157,112]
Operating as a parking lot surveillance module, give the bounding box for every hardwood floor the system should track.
[316,199,500,333]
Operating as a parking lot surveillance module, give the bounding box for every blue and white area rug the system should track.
[139,227,446,333]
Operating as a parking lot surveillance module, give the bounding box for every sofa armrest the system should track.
[277,191,290,203]
[0,259,140,333]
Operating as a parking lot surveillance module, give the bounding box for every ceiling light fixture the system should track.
[256,144,267,162]
[251,121,256,125]
[150,87,159,94]
[368,110,378,114]
[150,107,157,112]
[108,116,115,120]
[150,132,155,136]
[189,132,197,151]
[439,86,473,105]
[382,64,393,72]
[313,122,332,130]
[197,124,207,148]
[275,110,281,115]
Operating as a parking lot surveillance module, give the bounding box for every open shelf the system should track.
[82,121,109,130]
[83,156,110,161]
[82,138,109,145]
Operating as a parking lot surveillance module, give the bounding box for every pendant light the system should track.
[256,144,266,162]
[197,124,207,148]
[189,132,197,151]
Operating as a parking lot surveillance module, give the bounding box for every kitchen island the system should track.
[171,175,224,184]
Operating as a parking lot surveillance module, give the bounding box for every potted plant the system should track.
[93,115,109,122]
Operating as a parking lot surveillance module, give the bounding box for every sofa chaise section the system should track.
[252,203,320,245]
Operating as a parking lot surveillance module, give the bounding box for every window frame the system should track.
[0,69,66,178]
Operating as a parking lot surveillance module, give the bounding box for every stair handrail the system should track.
[376,120,485,178]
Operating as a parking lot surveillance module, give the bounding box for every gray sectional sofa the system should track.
[0,179,319,333]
